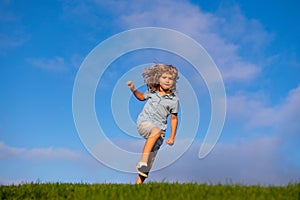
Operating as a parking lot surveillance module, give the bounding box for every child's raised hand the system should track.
[166,138,174,146]
[127,81,135,91]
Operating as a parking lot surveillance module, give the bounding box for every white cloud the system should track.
[227,91,276,128]
[0,141,24,158]
[116,0,265,82]
[275,85,300,135]
[214,5,273,52]
[0,33,29,55]
[168,84,300,185]
[62,0,269,83]
[149,137,299,185]
[0,141,112,185]
[0,141,83,161]
[227,84,300,133]
[27,56,69,72]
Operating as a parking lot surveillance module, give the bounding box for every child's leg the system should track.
[140,127,161,163]
[135,148,159,184]
[135,174,147,184]
[147,150,158,171]
[136,122,163,179]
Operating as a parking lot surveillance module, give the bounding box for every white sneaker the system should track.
[136,162,148,178]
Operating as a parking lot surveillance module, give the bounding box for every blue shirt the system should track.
[137,90,179,131]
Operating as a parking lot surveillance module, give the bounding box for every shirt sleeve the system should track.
[170,98,179,114]
[144,90,151,99]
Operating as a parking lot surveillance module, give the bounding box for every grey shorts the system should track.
[137,121,165,152]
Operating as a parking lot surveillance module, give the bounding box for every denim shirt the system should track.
[137,90,179,131]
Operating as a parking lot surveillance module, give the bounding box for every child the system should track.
[127,64,179,184]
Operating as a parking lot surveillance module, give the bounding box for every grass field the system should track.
[1,182,299,200]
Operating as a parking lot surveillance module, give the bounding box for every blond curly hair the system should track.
[142,64,179,93]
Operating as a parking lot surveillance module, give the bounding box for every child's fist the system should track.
[166,138,174,146]
[127,81,135,91]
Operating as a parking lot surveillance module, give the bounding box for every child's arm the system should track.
[166,113,178,146]
[127,81,146,101]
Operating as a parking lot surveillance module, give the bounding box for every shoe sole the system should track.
[136,166,148,178]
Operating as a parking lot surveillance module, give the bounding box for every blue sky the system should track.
[1,0,300,185]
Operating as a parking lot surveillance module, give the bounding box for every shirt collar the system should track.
[163,93,174,99]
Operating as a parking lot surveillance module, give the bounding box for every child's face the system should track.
[159,72,174,91]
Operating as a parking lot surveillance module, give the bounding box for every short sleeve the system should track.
[170,98,179,114]
[143,90,151,99]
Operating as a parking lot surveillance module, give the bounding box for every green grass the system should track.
[1,182,299,200]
